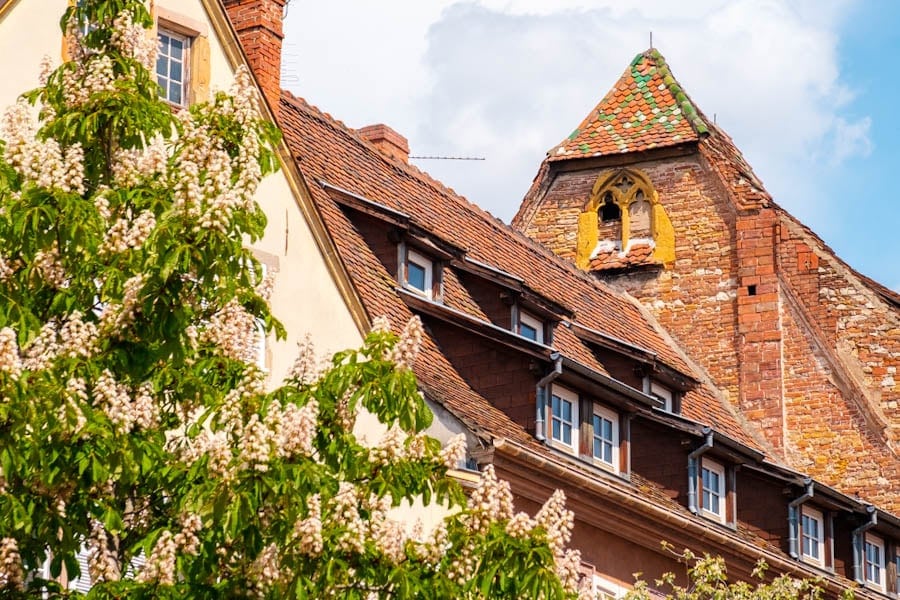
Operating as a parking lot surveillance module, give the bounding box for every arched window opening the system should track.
[599,192,620,222]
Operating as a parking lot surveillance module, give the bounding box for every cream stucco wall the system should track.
[0,0,362,382]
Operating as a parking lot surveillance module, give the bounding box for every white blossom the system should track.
[0,537,23,590]
[389,316,423,370]
[0,328,22,380]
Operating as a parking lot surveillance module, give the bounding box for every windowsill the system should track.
[401,282,433,300]
[540,438,630,482]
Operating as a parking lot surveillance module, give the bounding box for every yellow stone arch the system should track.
[575,168,675,269]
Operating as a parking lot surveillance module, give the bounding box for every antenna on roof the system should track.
[409,156,486,161]
[649,31,653,49]
[714,113,717,124]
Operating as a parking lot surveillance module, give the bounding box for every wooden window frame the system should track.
[518,311,544,343]
[591,404,619,473]
[699,458,726,523]
[865,533,886,592]
[404,248,434,298]
[549,385,579,454]
[800,506,826,566]
[650,381,674,412]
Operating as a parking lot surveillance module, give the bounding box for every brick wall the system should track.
[515,148,900,512]
[520,155,745,425]
[223,0,285,113]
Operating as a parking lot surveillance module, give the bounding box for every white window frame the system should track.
[700,458,726,522]
[518,311,543,343]
[864,533,885,591]
[156,27,190,106]
[549,385,578,453]
[592,573,627,600]
[405,249,433,298]
[800,506,825,566]
[591,405,619,472]
[650,381,674,412]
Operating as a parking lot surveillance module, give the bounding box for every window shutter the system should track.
[190,35,210,104]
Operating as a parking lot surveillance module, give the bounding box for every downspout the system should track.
[852,505,877,585]
[687,427,714,514]
[535,352,562,442]
[787,478,814,559]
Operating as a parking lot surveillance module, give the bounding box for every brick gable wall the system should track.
[515,148,900,512]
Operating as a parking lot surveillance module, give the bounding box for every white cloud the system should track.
[283,1,882,265]
[828,116,872,164]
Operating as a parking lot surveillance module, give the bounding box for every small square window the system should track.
[700,458,726,522]
[592,405,619,471]
[157,28,190,106]
[800,506,824,565]
[650,382,674,412]
[864,534,885,590]
[518,311,543,343]
[405,249,433,297]
[550,386,578,453]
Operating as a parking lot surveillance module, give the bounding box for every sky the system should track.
[282,0,899,291]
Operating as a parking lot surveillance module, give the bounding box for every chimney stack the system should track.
[357,124,410,163]
[223,0,285,114]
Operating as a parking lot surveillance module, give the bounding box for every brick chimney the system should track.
[223,0,285,114]
[357,124,410,163]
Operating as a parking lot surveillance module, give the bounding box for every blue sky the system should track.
[284,1,899,290]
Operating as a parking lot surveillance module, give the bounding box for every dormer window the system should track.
[700,458,726,522]
[404,248,434,298]
[650,381,674,412]
[517,311,544,343]
[800,506,825,565]
[592,405,619,472]
[864,534,885,591]
[550,385,578,453]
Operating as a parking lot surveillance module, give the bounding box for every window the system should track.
[592,405,619,471]
[157,28,190,106]
[800,506,824,565]
[599,192,621,222]
[864,534,885,590]
[404,249,433,297]
[518,311,543,343]
[550,386,578,452]
[650,382,674,412]
[700,458,725,522]
[592,574,626,600]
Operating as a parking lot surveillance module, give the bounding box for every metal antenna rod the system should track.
[409,156,486,161]
[650,31,653,48]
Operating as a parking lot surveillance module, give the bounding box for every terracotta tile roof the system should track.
[277,90,765,453]
[588,242,658,271]
[549,49,707,161]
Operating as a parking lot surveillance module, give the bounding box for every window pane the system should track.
[407,261,426,290]
[562,400,571,421]
[170,61,182,83]
[170,83,182,105]
[519,322,537,341]
[170,37,183,60]
[552,395,560,417]
[562,423,571,445]
[552,419,560,440]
